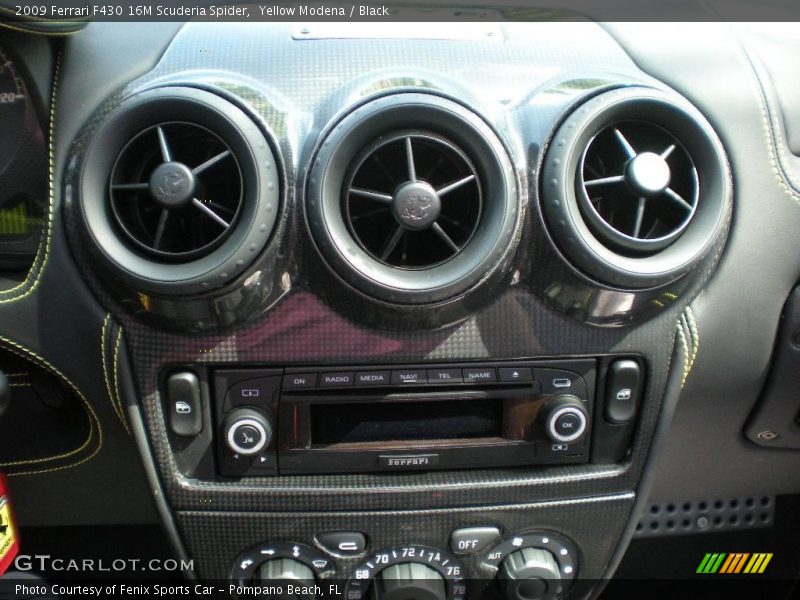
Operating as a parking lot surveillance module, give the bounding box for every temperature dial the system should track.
[372,562,446,600]
[347,546,465,600]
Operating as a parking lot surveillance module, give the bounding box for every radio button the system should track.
[451,526,501,555]
[319,372,355,387]
[391,369,427,385]
[498,367,533,383]
[282,373,317,389]
[463,367,497,383]
[427,368,463,384]
[356,371,391,386]
[535,368,586,397]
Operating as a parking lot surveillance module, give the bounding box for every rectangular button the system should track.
[604,359,641,424]
[498,367,533,383]
[462,367,497,383]
[319,372,355,387]
[391,369,427,385]
[355,371,391,386]
[378,454,439,469]
[167,371,203,437]
[283,373,317,389]
[427,368,463,384]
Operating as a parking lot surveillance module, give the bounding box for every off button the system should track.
[450,526,501,555]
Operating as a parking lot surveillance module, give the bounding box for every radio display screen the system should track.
[310,398,503,444]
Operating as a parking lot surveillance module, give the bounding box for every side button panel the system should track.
[167,371,203,437]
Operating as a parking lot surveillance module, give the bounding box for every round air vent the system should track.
[307,93,519,304]
[79,87,280,296]
[109,123,242,260]
[542,87,730,289]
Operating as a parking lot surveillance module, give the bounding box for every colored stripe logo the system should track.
[697,553,773,574]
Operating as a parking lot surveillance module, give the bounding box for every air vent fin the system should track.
[77,87,280,296]
[578,121,698,255]
[110,123,242,261]
[345,132,481,269]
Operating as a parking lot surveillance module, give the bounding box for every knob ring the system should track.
[227,417,268,456]
[546,406,587,443]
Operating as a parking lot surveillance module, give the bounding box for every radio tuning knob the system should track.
[258,558,316,597]
[500,547,561,600]
[223,407,272,456]
[540,394,588,444]
[371,562,446,600]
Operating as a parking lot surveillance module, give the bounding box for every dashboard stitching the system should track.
[101,313,127,433]
[0,335,103,475]
[676,319,690,389]
[734,33,800,203]
[112,326,131,435]
[0,49,61,303]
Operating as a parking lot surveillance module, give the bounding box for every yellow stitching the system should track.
[112,328,131,435]
[679,313,696,376]
[686,306,700,372]
[677,324,690,389]
[5,373,28,377]
[743,41,800,193]
[9,382,30,387]
[0,50,60,303]
[0,335,102,472]
[100,313,125,427]
[730,31,800,205]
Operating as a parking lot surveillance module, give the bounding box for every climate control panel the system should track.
[229,530,579,600]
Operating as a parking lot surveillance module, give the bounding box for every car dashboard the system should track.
[0,12,799,600]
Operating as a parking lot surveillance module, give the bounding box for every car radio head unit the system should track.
[201,359,604,477]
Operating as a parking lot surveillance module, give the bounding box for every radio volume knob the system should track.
[224,407,271,456]
[371,562,446,600]
[541,395,588,444]
[500,548,561,600]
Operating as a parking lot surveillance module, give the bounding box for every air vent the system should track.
[579,122,698,255]
[543,87,730,289]
[345,132,481,269]
[307,93,519,304]
[78,87,280,296]
[110,123,242,261]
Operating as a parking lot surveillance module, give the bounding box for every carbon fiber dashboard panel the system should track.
[176,493,634,590]
[55,19,733,590]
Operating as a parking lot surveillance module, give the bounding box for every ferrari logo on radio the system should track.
[387,456,431,467]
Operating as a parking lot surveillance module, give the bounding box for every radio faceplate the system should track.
[161,357,643,479]
[208,359,597,477]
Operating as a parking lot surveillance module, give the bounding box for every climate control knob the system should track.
[500,548,561,600]
[259,558,316,599]
[223,407,272,456]
[371,562,446,600]
[540,395,588,444]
